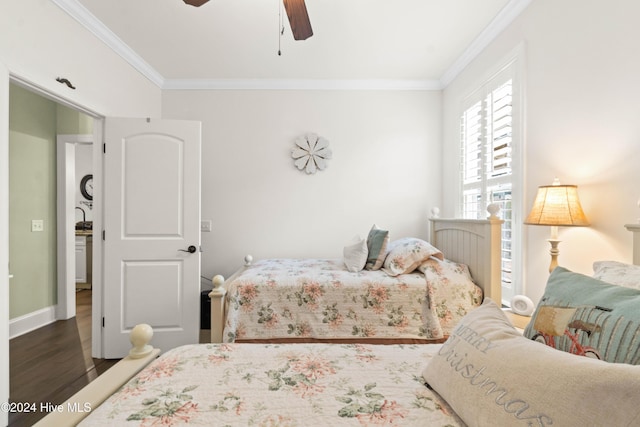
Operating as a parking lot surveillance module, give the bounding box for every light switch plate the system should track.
[201,220,212,232]
[31,219,44,232]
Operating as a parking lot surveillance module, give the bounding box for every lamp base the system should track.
[547,238,561,273]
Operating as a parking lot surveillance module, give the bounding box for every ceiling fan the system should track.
[182,0,313,40]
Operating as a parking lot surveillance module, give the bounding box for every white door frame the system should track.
[56,134,93,321]
[2,70,108,425]
[1,61,11,427]
[91,119,104,357]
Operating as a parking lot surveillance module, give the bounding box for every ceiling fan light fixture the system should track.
[283,0,313,40]
[183,0,210,7]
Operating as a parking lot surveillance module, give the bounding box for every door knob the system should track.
[179,245,197,254]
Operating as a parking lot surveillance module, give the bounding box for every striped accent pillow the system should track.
[364,225,389,270]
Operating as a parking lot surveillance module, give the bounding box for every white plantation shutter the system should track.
[489,80,513,177]
[460,62,520,304]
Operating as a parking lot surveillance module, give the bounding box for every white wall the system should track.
[163,89,442,280]
[443,0,640,303]
[0,0,161,117]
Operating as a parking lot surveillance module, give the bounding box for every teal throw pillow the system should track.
[364,224,389,270]
[523,267,640,364]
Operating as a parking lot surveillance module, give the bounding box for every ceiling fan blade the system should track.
[183,0,210,7]
[283,0,313,40]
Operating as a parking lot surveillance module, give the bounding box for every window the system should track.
[459,57,522,305]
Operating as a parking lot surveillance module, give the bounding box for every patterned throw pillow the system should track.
[523,267,640,365]
[423,299,640,427]
[382,237,443,276]
[364,225,389,270]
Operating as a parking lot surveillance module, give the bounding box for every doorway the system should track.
[57,134,93,320]
[7,80,104,358]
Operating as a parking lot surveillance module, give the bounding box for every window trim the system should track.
[457,43,526,305]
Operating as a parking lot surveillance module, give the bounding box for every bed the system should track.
[210,211,504,343]
[36,223,640,426]
[76,342,463,426]
[43,275,640,426]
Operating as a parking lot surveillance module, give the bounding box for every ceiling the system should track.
[56,0,530,89]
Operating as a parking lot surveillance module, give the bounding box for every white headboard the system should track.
[429,212,504,305]
[625,224,640,265]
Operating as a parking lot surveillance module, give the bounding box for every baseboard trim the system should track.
[9,305,58,339]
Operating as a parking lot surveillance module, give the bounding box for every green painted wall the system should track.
[8,84,93,319]
[57,104,92,135]
[9,84,58,318]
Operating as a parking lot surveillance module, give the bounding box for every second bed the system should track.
[211,213,504,344]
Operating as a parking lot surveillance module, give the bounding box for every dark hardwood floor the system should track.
[9,290,210,426]
[8,290,118,427]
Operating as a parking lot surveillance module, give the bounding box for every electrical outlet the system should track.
[201,220,212,232]
[31,219,44,232]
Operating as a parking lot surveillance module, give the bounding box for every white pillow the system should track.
[343,236,368,272]
[593,260,640,289]
[423,299,640,427]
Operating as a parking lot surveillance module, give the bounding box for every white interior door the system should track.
[103,118,201,358]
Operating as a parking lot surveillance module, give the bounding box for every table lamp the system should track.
[524,178,589,273]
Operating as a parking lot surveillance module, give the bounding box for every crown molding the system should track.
[50,0,165,87]
[439,0,533,88]
[50,0,530,92]
[162,78,442,91]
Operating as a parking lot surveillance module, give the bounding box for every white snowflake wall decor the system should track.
[291,133,332,174]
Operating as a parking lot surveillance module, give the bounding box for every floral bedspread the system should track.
[80,343,465,427]
[223,258,482,342]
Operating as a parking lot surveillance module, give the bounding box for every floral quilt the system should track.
[223,258,482,342]
[79,343,465,427]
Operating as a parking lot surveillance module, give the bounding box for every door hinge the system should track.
[103,143,106,154]
[102,230,105,241]
[102,317,105,327]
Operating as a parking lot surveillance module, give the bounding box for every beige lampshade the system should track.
[525,184,589,226]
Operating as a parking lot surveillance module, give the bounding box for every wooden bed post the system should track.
[209,275,226,343]
[210,255,253,343]
[486,208,504,304]
[625,223,640,265]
